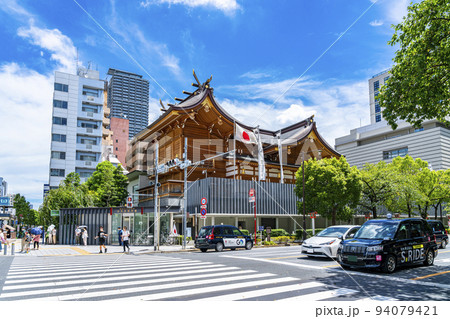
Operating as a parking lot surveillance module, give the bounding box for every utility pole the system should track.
[154,142,159,251]
[302,153,306,241]
[183,137,188,250]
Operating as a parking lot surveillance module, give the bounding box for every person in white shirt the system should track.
[82,227,88,246]
[121,226,130,253]
[52,228,57,245]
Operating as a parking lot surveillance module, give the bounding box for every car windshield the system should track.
[316,227,349,237]
[198,227,212,237]
[354,222,398,240]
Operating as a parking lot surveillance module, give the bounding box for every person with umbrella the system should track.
[31,226,42,250]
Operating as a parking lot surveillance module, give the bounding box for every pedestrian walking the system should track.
[94,226,108,253]
[52,228,57,244]
[23,231,31,253]
[118,227,123,246]
[82,227,88,246]
[75,226,81,245]
[122,226,130,253]
[0,229,9,247]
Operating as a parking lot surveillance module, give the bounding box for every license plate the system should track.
[307,249,314,254]
[348,255,358,262]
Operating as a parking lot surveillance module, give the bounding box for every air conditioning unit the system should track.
[85,161,92,166]
[86,145,92,149]
[87,128,93,133]
[87,112,93,117]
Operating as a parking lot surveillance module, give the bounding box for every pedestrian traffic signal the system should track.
[127,196,133,208]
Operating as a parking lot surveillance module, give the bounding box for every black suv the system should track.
[195,225,253,252]
[427,220,448,249]
[337,218,438,273]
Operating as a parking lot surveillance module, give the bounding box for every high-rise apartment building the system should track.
[369,69,391,124]
[48,68,105,189]
[0,177,7,197]
[107,68,149,139]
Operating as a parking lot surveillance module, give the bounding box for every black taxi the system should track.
[337,218,438,273]
[195,225,253,252]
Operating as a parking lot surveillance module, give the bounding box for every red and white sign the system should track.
[309,212,317,219]
[201,197,207,205]
[200,205,207,209]
[127,196,133,208]
[236,123,257,144]
[200,208,207,219]
[249,189,255,197]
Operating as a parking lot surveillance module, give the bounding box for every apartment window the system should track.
[50,168,65,177]
[76,169,95,178]
[383,147,408,160]
[78,154,97,161]
[384,76,390,83]
[51,151,66,160]
[82,105,98,113]
[77,120,98,129]
[116,147,118,151]
[53,116,67,125]
[375,102,381,113]
[373,80,380,92]
[54,83,68,92]
[375,114,382,122]
[77,136,97,145]
[52,134,66,142]
[53,100,68,109]
[82,87,100,97]
[414,127,424,132]
[116,139,118,143]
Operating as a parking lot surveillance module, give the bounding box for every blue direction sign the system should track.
[200,208,207,216]
[0,197,11,207]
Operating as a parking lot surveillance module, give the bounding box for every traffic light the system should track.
[165,158,180,168]
[127,195,133,208]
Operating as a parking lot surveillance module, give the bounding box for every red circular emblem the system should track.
[242,131,250,141]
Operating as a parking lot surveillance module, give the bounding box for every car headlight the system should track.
[367,245,383,252]
[320,240,336,245]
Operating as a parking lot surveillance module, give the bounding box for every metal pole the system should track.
[254,202,257,242]
[302,155,306,241]
[154,142,159,251]
[183,137,188,249]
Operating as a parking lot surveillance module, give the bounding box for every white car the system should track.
[301,225,360,258]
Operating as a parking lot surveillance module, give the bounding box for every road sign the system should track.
[201,197,207,205]
[0,197,11,207]
[249,196,255,203]
[200,205,207,209]
[127,196,133,208]
[50,210,59,217]
[249,189,255,197]
[200,208,207,216]
[309,212,317,219]
[258,226,264,231]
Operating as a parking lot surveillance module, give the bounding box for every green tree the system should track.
[294,157,362,225]
[13,194,35,226]
[378,0,450,129]
[359,161,395,219]
[86,162,128,207]
[424,169,450,219]
[40,172,96,228]
[385,156,427,217]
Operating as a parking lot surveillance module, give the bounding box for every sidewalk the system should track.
[0,240,196,257]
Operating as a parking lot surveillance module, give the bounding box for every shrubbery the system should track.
[239,229,250,236]
[295,228,325,239]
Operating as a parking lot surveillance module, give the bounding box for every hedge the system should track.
[240,229,250,236]
[295,228,325,239]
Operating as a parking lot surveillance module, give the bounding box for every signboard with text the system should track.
[0,197,11,207]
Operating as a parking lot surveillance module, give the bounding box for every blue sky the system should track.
[0,0,410,208]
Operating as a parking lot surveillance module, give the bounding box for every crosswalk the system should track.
[0,255,396,301]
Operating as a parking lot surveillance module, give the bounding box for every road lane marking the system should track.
[70,247,91,255]
[197,282,325,301]
[0,269,253,299]
[411,270,450,281]
[278,288,358,301]
[119,277,298,301]
[266,255,308,260]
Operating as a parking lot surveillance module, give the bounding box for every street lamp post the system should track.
[302,155,306,241]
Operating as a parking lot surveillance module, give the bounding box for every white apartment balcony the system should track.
[76,160,98,169]
[77,126,102,136]
[79,110,103,121]
[77,143,101,152]
[82,94,103,105]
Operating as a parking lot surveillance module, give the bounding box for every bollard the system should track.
[3,243,7,255]
[11,242,15,255]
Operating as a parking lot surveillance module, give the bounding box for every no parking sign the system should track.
[200,207,207,219]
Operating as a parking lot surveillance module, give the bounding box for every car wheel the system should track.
[200,248,208,252]
[382,255,396,273]
[424,249,434,266]
[245,241,253,250]
[441,239,447,249]
[215,242,224,252]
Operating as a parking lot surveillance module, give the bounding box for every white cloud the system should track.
[369,19,384,27]
[217,78,370,148]
[17,24,77,73]
[0,63,53,208]
[386,0,408,24]
[240,71,271,80]
[140,0,240,14]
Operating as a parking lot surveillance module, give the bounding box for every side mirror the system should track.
[338,235,343,240]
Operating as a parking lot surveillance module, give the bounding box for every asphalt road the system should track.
[0,245,449,301]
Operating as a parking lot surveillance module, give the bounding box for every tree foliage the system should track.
[359,161,395,219]
[13,194,35,226]
[86,162,128,207]
[378,0,450,129]
[295,157,362,224]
